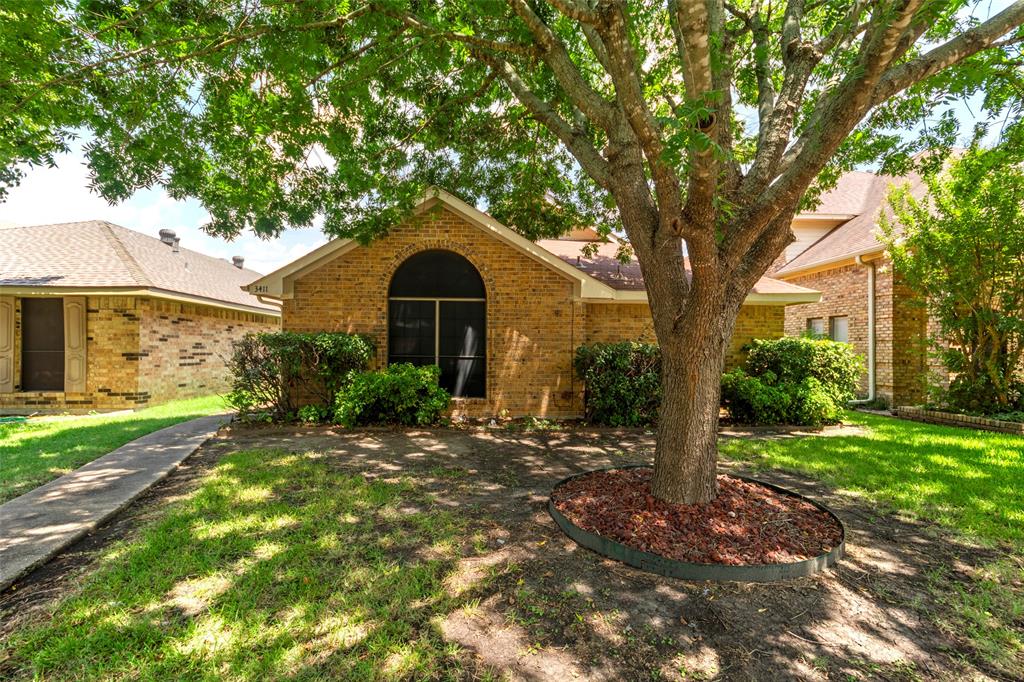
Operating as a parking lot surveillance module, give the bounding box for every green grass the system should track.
[0,396,227,503]
[0,449,481,680]
[721,410,1024,674]
[720,410,1024,546]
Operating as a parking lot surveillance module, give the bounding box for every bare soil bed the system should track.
[552,467,843,565]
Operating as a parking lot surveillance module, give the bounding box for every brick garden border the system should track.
[895,406,1024,435]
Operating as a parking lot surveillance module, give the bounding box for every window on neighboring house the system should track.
[388,250,486,398]
[806,317,825,337]
[829,316,849,343]
[21,298,64,391]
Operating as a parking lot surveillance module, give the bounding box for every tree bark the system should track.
[648,290,737,505]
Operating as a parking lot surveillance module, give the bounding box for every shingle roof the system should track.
[776,170,926,275]
[536,238,816,296]
[0,221,278,313]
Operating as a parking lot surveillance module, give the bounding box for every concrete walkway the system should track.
[0,414,230,590]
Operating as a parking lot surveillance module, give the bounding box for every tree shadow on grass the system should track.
[1,425,1020,680]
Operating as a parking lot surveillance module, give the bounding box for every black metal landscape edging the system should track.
[548,465,845,583]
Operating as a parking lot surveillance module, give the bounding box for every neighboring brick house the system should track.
[247,188,820,418]
[770,170,939,407]
[0,222,280,414]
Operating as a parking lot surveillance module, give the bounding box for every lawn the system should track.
[1,419,1021,679]
[1,449,476,680]
[721,410,1024,547]
[0,395,227,503]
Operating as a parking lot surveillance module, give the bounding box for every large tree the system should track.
[3,0,1023,503]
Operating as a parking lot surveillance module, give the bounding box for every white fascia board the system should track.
[0,286,281,316]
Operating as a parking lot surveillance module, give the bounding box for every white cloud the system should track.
[0,147,328,275]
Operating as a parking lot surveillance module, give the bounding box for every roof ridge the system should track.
[99,221,151,287]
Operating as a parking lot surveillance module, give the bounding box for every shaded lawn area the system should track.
[1,423,1022,679]
[0,396,227,503]
[3,449,476,680]
[720,410,1024,547]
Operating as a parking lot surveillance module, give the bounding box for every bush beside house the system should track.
[576,337,863,427]
[227,331,374,420]
[335,364,451,427]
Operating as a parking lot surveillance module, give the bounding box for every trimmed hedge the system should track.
[721,337,863,426]
[226,331,374,420]
[575,336,863,427]
[335,363,451,427]
[574,342,661,426]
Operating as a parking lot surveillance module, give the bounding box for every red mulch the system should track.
[551,468,843,566]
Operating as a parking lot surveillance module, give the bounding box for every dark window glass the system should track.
[387,251,486,398]
[22,298,64,391]
[388,250,485,298]
[388,300,435,360]
[438,302,485,397]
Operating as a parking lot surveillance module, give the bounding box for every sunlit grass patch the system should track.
[720,410,1024,546]
[0,395,227,502]
[0,448,476,680]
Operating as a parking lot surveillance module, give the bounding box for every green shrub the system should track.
[335,364,450,427]
[226,331,374,420]
[722,337,863,426]
[720,370,791,424]
[574,342,661,426]
[743,337,863,405]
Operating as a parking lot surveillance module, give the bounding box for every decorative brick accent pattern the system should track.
[1,295,277,414]
[896,406,1024,435]
[283,206,788,417]
[138,299,278,404]
[2,295,144,412]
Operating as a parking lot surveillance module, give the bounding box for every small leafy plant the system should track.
[574,341,661,426]
[335,364,451,427]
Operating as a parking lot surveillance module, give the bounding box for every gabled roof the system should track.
[247,187,820,306]
[0,221,279,315]
[776,170,926,277]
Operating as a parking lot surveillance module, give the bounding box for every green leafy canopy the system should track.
[1,0,1022,246]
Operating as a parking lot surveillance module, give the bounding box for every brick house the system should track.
[0,221,280,413]
[770,170,938,407]
[247,188,820,418]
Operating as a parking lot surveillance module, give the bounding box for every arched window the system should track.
[388,250,486,398]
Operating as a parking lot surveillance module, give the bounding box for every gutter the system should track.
[774,245,884,279]
[849,254,876,404]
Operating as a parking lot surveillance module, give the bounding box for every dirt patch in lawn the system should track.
[2,423,1019,680]
[552,468,843,565]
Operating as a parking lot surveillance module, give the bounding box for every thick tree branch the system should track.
[506,0,619,132]
[481,52,614,191]
[873,0,1024,104]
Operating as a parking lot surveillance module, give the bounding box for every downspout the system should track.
[849,255,876,403]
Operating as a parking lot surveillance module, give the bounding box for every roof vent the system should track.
[172,237,180,253]
[158,228,176,246]
[232,256,245,269]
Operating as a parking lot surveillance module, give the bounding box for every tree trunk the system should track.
[649,303,736,505]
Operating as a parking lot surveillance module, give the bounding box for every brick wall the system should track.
[0,294,278,414]
[284,206,581,417]
[582,301,783,369]
[781,259,936,406]
[1,295,144,412]
[283,206,789,417]
[138,299,279,404]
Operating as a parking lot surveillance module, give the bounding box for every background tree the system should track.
[882,132,1024,414]
[2,0,1023,503]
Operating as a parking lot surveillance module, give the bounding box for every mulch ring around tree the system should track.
[551,467,843,566]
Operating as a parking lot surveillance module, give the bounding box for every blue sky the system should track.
[0,0,1014,274]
